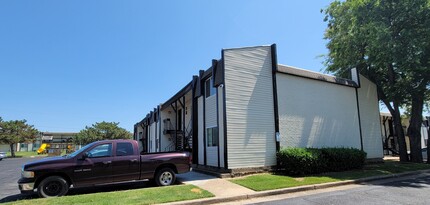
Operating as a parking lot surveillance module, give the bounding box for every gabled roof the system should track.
[277,64,359,88]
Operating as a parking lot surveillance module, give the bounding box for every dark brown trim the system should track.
[178,97,184,109]
[175,101,178,148]
[201,71,207,166]
[201,67,213,80]
[222,50,228,169]
[192,75,199,164]
[161,81,192,111]
[147,117,151,152]
[213,59,224,87]
[216,78,221,168]
[158,106,161,152]
[182,95,186,149]
[271,44,280,152]
[350,68,361,88]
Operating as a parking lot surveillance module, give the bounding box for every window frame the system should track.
[116,142,134,156]
[205,77,216,98]
[86,143,112,158]
[206,127,219,147]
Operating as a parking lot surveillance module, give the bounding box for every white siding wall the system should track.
[276,74,362,149]
[357,75,384,159]
[205,95,217,128]
[198,97,205,165]
[205,94,218,167]
[149,122,157,153]
[224,46,277,169]
[136,126,144,152]
[161,107,176,152]
[421,126,428,149]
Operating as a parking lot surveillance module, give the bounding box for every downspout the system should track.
[270,44,280,152]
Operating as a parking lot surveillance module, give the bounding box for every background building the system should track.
[0,132,77,153]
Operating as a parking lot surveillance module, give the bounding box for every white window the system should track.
[205,77,216,98]
[206,127,219,147]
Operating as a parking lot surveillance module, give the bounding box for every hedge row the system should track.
[277,147,367,175]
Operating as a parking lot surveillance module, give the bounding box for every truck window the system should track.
[116,142,134,156]
[87,143,112,158]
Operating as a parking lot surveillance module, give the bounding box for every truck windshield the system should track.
[66,142,97,158]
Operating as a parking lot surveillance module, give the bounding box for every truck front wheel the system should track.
[37,176,69,197]
[155,168,176,186]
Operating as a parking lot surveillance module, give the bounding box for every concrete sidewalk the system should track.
[176,171,255,198]
[172,169,430,205]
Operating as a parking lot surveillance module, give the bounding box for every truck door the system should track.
[112,142,140,182]
[74,143,113,186]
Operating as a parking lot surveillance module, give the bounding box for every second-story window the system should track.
[205,77,216,98]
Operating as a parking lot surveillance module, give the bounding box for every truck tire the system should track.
[37,176,69,197]
[155,167,176,186]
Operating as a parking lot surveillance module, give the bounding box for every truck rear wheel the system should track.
[37,176,69,197]
[155,168,176,186]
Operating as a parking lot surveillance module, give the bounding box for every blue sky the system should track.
[0,0,334,132]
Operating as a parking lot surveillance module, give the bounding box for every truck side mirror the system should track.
[80,152,89,160]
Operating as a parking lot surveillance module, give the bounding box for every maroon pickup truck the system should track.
[18,139,191,197]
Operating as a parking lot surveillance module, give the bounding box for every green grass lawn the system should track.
[5,185,214,205]
[6,151,47,158]
[231,161,430,191]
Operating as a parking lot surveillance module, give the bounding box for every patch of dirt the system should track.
[294,178,305,182]
[190,188,202,194]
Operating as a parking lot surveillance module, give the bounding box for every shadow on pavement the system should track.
[0,181,153,203]
[176,171,216,182]
[361,173,430,189]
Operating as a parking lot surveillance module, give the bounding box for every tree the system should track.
[0,118,39,157]
[323,0,430,162]
[74,121,132,145]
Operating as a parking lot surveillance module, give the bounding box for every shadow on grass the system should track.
[266,161,430,190]
[0,193,36,203]
[0,181,156,203]
[0,179,187,203]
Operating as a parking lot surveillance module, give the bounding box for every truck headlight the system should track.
[21,170,35,178]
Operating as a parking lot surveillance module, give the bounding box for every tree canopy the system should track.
[323,0,430,162]
[74,121,132,145]
[0,117,39,157]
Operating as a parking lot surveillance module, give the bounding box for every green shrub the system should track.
[277,148,325,175]
[321,147,367,172]
[277,147,366,175]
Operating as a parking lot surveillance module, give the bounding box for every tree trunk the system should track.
[393,101,409,162]
[427,117,430,164]
[408,95,424,163]
[384,63,408,161]
[381,96,409,162]
[9,143,15,158]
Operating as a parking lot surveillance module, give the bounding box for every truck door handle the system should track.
[130,159,138,163]
[103,161,112,165]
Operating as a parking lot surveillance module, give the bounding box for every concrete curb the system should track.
[170,169,430,205]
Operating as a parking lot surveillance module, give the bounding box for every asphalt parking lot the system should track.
[0,157,152,203]
[0,157,39,202]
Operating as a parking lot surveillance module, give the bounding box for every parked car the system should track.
[0,152,6,161]
[18,139,191,197]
